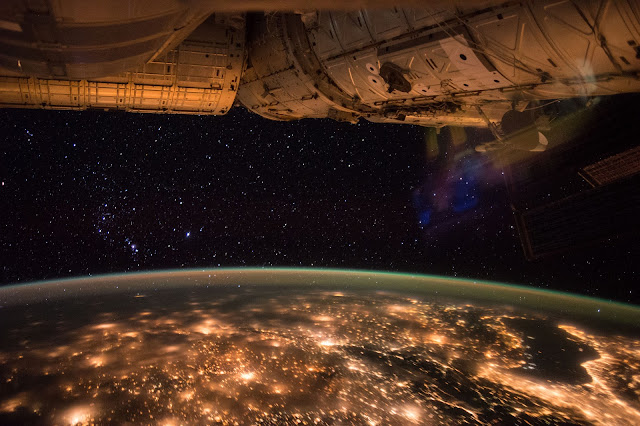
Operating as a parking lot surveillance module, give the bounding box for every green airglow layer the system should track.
[0,268,638,328]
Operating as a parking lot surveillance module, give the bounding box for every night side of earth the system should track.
[0,269,638,425]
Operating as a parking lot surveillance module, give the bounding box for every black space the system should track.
[0,107,637,304]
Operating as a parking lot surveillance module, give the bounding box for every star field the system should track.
[0,107,637,303]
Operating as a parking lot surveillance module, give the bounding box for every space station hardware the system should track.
[0,1,244,115]
[1,0,640,133]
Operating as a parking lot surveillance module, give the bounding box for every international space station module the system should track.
[1,0,640,136]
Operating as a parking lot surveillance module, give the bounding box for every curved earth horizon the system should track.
[0,268,638,425]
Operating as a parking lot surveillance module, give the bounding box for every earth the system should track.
[0,269,638,425]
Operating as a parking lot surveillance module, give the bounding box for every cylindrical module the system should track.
[238,2,640,127]
[0,4,245,115]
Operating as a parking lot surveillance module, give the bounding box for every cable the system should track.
[523,99,561,111]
